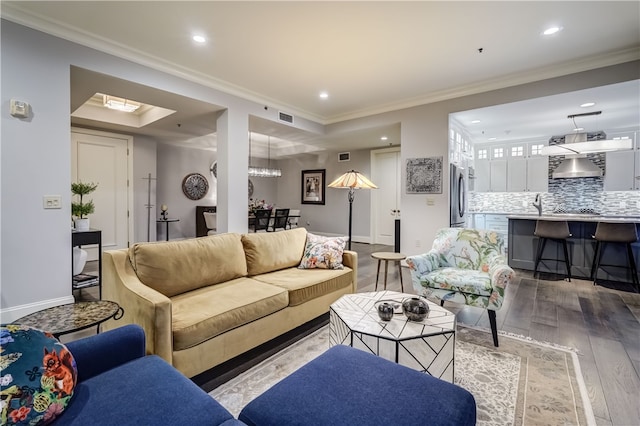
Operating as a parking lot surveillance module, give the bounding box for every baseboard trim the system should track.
[1,296,75,323]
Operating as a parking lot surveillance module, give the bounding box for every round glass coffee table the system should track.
[12,300,123,338]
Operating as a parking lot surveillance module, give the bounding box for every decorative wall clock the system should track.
[248,179,254,198]
[182,173,209,200]
[210,161,217,178]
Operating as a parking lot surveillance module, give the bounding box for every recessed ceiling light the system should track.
[471,120,481,124]
[319,92,329,99]
[488,137,497,141]
[542,26,562,36]
[380,136,388,141]
[573,127,584,132]
[580,102,596,108]
[192,35,206,43]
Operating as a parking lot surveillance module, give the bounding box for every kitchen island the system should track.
[508,214,640,284]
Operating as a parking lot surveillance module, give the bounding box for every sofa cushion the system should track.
[298,233,347,270]
[58,355,243,426]
[0,325,77,425]
[252,267,353,306]
[242,227,307,276]
[421,267,493,296]
[170,278,289,351]
[128,233,247,297]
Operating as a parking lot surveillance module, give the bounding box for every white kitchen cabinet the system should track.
[490,160,507,192]
[472,213,486,229]
[526,156,549,192]
[475,142,547,193]
[604,150,635,190]
[507,158,527,192]
[474,160,491,192]
[603,131,638,191]
[507,141,548,193]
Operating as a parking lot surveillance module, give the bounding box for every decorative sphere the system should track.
[377,302,395,321]
[402,297,429,321]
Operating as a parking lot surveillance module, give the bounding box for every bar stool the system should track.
[533,220,572,281]
[590,222,639,292]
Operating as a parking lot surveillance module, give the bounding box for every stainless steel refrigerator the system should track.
[450,164,467,227]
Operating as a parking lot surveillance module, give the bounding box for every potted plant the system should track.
[71,181,98,231]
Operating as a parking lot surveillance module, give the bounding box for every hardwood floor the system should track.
[76,242,640,425]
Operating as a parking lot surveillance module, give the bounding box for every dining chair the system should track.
[287,209,300,229]
[203,212,217,235]
[253,209,272,232]
[268,208,290,232]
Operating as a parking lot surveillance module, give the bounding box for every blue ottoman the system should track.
[239,345,476,426]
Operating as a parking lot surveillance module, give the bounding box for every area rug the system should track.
[209,325,595,426]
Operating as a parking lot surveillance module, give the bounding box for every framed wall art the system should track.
[406,156,443,194]
[301,169,326,205]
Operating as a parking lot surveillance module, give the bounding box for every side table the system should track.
[157,218,179,241]
[371,251,406,292]
[12,301,123,339]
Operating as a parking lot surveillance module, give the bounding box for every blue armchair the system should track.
[57,325,244,425]
[406,228,515,346]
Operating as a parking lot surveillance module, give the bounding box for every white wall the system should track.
[132,135,158,243]
[0,20,318,321]
[276,148,373,240]
[156,143,217,239]
[1,20,76,320]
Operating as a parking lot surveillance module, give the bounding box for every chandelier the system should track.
[248,133,282,178]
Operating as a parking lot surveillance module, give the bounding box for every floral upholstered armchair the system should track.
[406,228,515,347]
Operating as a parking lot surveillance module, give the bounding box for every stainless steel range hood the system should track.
[551,132,603,179]
[552,156,603,179]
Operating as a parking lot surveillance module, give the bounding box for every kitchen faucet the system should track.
[532,193,542,216]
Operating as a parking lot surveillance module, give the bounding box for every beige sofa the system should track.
[102,227,357,378]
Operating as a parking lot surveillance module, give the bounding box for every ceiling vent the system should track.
[278,111,294,124]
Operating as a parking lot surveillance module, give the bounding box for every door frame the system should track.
[71,127,134,249]
[370,147,401,245]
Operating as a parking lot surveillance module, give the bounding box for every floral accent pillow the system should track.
[298,233,347,270]
[0,324,77,425]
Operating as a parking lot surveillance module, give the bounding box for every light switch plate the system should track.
[43,195,62,209]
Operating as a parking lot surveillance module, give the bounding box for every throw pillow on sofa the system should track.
[298,233,347,270]
[0,325,77,425]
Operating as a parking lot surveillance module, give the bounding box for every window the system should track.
[511,146,524,157]
[493,147,504,158]
[530,144,544,156]
[477,148,488,159]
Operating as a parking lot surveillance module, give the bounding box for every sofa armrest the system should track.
[66,324,145,382]
[102,250,173,364]
[342,250,358,292]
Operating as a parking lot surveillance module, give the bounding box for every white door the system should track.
[372,148,401,246]
[71,129,132,259]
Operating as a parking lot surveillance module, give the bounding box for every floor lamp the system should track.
[328,170,377,250]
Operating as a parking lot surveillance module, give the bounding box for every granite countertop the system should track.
[507,213,640,223]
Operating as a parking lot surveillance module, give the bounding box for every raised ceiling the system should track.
[2,1,639,154]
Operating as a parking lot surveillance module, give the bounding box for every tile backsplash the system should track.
[469,190,640,216]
